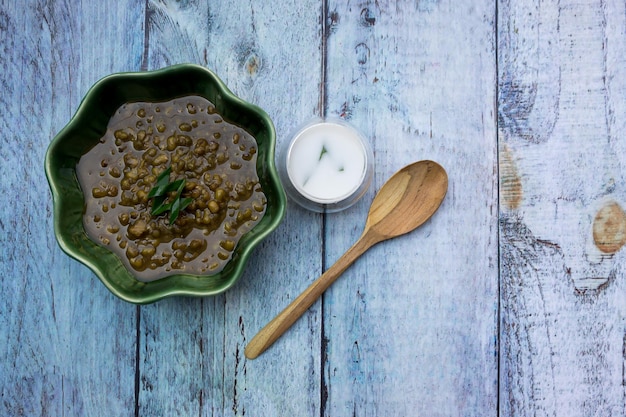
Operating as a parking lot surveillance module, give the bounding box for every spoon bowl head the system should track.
[365,160,448,239]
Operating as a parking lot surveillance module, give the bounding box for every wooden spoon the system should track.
[244,160,448,359]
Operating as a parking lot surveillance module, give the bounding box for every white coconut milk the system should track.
[286,122,368,204]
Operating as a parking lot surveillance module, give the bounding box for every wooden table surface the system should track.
[2,0,625,416]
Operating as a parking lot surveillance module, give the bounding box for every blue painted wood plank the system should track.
[0,1,144,415]
[498,1,626,416]
[322,1,499,415]
[136,1,324,415]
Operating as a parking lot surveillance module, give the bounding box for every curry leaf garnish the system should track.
[148,167,192,223]
[319,145,328,160]
[148,167,173,199]
[169,196,193,224]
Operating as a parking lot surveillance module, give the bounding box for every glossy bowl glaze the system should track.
[45,64,286,304]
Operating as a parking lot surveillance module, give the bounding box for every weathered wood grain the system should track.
[4,0,626,415]
[0,0,144,416]
[322,1,499,415]
[138,0,324,415]
[498,0,626,415]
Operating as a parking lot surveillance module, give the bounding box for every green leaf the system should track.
[148,167,172,198]
[319,145,328,161]
[168,195,192,224]
[147,166,194,223]
[180,197,193,211]
[151,200,171,216]
[171,179,186,196]
[169,199,182,224]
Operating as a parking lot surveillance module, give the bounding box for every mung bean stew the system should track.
[76,96,266,282]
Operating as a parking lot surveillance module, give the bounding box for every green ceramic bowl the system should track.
[45,64,286,304]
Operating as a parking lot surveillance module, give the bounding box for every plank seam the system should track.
[141,0,151,71]
[136,2,150,415]
[134,305,141,417]
[320,0,330,416]
[495,0,502,416]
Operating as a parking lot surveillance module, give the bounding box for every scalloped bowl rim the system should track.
[44,64,286,304]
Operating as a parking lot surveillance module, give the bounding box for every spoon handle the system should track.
[244,230,380,359]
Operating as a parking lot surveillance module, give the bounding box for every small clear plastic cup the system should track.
[278,118,374,213]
